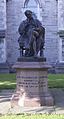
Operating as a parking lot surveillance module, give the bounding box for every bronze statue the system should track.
[18,10,45,57]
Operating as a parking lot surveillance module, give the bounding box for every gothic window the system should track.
[0,38,6,63]
[58,0,64,62]
[62,39,64,61]
[58,0,64,31]
[59,38,64,62]
[23,0,42,21]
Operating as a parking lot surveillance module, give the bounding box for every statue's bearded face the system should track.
[25,10,32,19]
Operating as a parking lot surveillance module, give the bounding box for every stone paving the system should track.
[0,89,64,114]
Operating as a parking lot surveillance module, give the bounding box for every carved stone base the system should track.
[11,93,53,108]
[11,61,54,107]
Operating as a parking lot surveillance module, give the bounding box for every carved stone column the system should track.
[58,0,64,36]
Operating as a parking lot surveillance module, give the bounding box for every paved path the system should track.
[0,89,64,114]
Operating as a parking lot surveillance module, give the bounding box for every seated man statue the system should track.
[18,10,45,57]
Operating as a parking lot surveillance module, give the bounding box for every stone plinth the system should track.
[11,61,54,107]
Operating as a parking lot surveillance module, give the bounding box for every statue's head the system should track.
[25,10,32,19]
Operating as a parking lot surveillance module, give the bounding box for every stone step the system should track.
[0,63,9,73]
[55,63,64,73]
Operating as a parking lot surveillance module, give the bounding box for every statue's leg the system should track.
[40,42,44,57]
[28,30,35,56]
[20,48,23,57]
[25,48,30,56]
[40,49,43,56]
[33,39,37,56]
[37,36,44,57]
[27,29,33,45]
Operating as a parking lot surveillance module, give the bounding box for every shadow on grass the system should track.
[0,74,16,89]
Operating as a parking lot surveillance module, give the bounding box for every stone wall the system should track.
[44,0,59,65]
[6,0,23,64]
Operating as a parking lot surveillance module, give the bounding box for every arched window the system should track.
[22,0,42,21]
[58,0,64,62]
[0,37,6,63]
[0,0,6,63]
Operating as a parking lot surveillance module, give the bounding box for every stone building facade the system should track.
[0,0,64,73]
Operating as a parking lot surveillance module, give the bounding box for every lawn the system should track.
[0,74,64,89]
[0,74,16,89]
[0,74,64,118]
[48,74,64,88]
[0,114,64,119]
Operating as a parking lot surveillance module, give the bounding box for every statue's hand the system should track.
[36,28,40,31]
[33,31,39,37]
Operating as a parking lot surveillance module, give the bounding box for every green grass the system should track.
[0,114,64,119]
[48,74,64,88]
[0,74,16,89]
[0,73,64,89]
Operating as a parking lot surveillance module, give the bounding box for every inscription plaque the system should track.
[16,73,48,98]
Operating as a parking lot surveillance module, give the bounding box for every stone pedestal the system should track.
[11,61,54,107]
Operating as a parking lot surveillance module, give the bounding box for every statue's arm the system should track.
[18,21,27,35]
[36,21,45,43]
